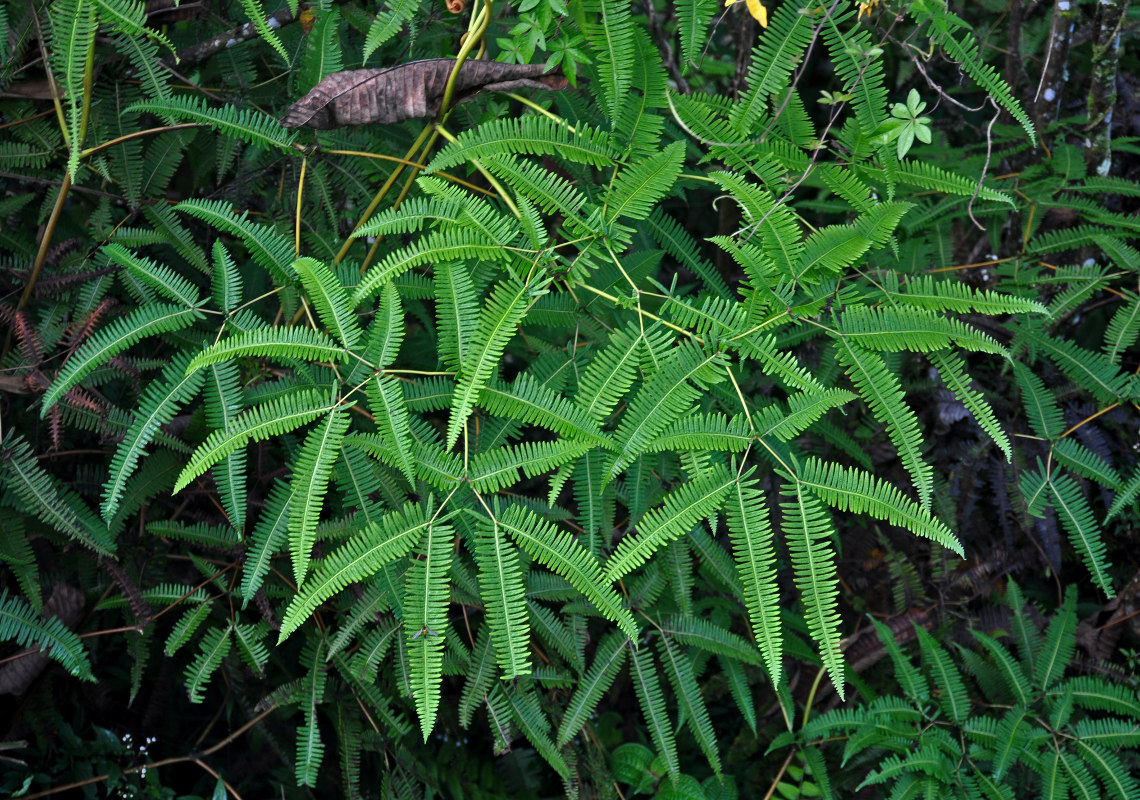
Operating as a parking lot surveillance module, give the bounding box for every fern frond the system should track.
[604,142,684,222]
[470,440,592,494]
[781,479,845,697]
[187,327,347,374]
[1106,465,1140,522]
[928,349,1011,461]
[279,502,434,639]
[1018,323,1133,403]
[241,482,292,605]
[497,503,637,640]
[657,633,721,775]
[174,389,337,493]
[175,198,297,281]
[503,682,570,777]
[203,362,247,532]
[474,512,530,679]
[102,352,204,520]
[661,615,765,667]
[184,623,231,703]
[556,630,628,745]
[0,589,94,680]
[127,96,297,151]
[731,1,814,134]
[837,307,1005,356]
[102,244,201,307]
[754,388,858,442]
[480,377,609,451]
[1047,472,1112,596]
[1012,361,1064,440]
[404,517,453,741]
[364,375,416,486]
[585,0,636,124]
[646,208,732,300]
[40,304,203,413]
[482,155,589,219]
[893,275,1045,315]
[630,644,680,785]
[293,257,362,350]
[968,629,1032,704]
[49,0,96,178]
[290,410,351,585]
[1,432,114,555]
[883,160,1014,205]
[1051,438,1120,490]
[725,477,782,686]
[295,635,328,786]
[647,413,753,454]
[426,116,617,172]
[1102,291,1140,364]
[605,464,734,580]
[835,341,933,509]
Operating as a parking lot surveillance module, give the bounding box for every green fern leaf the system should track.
[1018,323,1133,404]
[363,0,420,62]
[186,327,347,374]
[586,0,636,124]
[0,589,94,681]
[174,198,297,281]
[174,388,337,493]
[497,503,637,640]
[893,276,1046,315]
[427,116,617,172]
[1012,361,1064,440]
[657,633,721,775]
[474,512,531,679]
[49,0,96,178]
[447,276,548,448]
[102,244,201,307]
[1103,291,1140,364]
[211,242,242,312]
[781,479,845,697]
[204,362,247,533]
[630,644,680,784]
[730,0,814,133]
[557,630,628,745]
[725,477,782,687]
[1034,586,1077,689]
[365,375,416,486]
[405,518,453,741]
[290,410,351,585]
[102,352,204,520]
[604,142,684,222]
[661,615,765,668]
[293,257,362,350]
[914,626,969,723]
[241,482,292,605]
[1048,472,1112,596]
[606,464,734,580]
[435,260,479,372]
[40,304,202,413]
[128,96,297,152]
[184,623,232,703]
[279,502,434,639]
[504,682,570,778]
[928,350,1011,461]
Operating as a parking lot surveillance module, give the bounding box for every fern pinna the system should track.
[2,0,1137,794]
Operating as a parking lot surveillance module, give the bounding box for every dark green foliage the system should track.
[1,0,1138,796]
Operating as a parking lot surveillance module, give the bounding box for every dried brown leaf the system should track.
[280,58,568,130]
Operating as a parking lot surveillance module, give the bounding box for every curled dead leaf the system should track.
[446,0,466,13]
[280,59,568,129]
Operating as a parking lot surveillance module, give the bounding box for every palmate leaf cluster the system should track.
[0,0,1138,796]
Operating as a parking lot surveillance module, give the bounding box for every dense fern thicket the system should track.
[1,0,1139,796]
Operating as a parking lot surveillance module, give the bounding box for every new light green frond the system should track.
[647,413,753,454]
[781,479,845,697]
[448,276,545,448]
[474,513,530,679]
[754,388,858,442]
[102,352,204,521]
[174,388,335,493]
[404,518,453,741]
[128,96,297,151]
[609,343,728,477]
[426,116,617,172]
[837,307,1005,356]
[928,350,1011,461]
[184,623,231,703]
[1018,323,1133,404]
[0,588,94,681]
[279,502,433,639]
[353,228,516,305]
[480,374,609,446]
[103,244,201,307]
[893,275,1045,315]
[293,257,361,350]
[725,477,782,686]
[470,440,592,494]
[606,464,734,580]
[211,241,241,313]
[1047,472,1112,596]
[794,458,960,553]
[186,327,346,374]
[730,0,814,134]
[40,304,203,413]
[835,340,933,509]
[435,260,478,372]
[630,645,680,785]
[557,630,628,745]
[496,503,637,640]
[1,432,115,555]
[290,410,351,585]
[657,633,721,775]
[604,142,684,222]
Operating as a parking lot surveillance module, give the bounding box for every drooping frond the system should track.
[434,260,479,372]
[127,96,298,152]
[102,352,204,520]
[175,199,297,281]
[657,632,721,775]
[606,464,734,580]
[557,630,628,745]
[1047,472,1112,596]
[731,0,815,134]
[584,0,636,125]
[174,389,337,493]
[470,440,593,493]
[630,644,680,784]
[426,116,618,172]
[293,257,362,350]
[836,307,1005,356]
[102,244,201,307]
[835,340,932,509]
[725,476,782,687]
[781,479,845,697]
[928,349,1012,461]
[186,327,347,374]
[290,410,351,585]
[48,0,96,178]
[604,142,684,222]
[0,588,94,681]
[365,375,416,486]
[496,503,637,640]
[184,623,232,703]
[1,432,115,555]
[279,502,434,639]
[474,512,530,679]
[504,682,570,778]
[40,304,203,413]
[404,517,454,741]
[1017,323,1133,404]
[241,482,292,605]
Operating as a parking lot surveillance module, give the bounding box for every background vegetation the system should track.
[1,0,1139,796]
